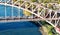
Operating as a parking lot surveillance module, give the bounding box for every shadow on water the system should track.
[0,21,42,35]
[30,21,42,27]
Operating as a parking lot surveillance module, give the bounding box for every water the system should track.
[0,4,24,17]
[0,21,42,35]
[0,3,42,35]
[1,0,10,2]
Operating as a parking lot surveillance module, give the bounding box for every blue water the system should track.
[0,3,42,35]
[0,21,42,35]
[1,0,10,2]
[0,5,24,17]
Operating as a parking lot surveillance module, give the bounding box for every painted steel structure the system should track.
[0,0,60,34]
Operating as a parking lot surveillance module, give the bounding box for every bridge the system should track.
[0,0,60,34]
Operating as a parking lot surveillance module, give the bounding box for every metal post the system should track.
[12,0,13,19]
[19,1,20,20]
[5,0,6,20]
[32,3,34,21]
[7,0,10,3]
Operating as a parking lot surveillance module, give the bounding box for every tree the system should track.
[19,0,24,5]
[57,0,60,4]
[23,10,32,16]
[47,4,53,9]
[31,0,37,2]
[25,2,30,8]
[32,4,36,9]
[37,0,43,3]
[13,0,17,2]
[43,0,50,3]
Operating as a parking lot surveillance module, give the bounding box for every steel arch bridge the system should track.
[0,0,60,34]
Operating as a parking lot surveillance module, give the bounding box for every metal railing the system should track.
[0,0,60,34]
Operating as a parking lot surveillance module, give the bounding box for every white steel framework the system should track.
[0,0,60,34]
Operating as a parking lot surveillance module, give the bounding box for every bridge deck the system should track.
[0,0,60,34]
[0,17,60,23]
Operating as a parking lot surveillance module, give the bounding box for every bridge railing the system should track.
[18,0,60,30]
[0,0,60,34]
[0,0,60,28]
